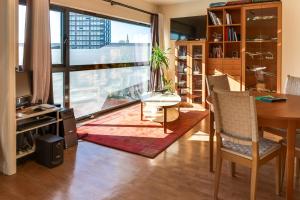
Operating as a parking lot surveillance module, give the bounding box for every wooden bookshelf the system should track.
[206,1,282,92]
[175,40,206,107]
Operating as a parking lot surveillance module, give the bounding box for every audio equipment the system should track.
[35,134,64,168]
[59,108,78,149]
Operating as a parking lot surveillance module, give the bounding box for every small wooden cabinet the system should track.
[207,1,282,92]
[174,40,206,106]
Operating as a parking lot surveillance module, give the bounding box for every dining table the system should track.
[207,92,300,200]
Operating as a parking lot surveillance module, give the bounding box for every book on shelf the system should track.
[209,2,227,7]
[211,46,223,58]
[208,11,222,25]
[226,13,233,25]
[226,0,251,5]
[226,27,239,41]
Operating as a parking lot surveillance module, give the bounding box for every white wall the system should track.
[158,1,215,82]
[159,0,300,91]
[51,0,158,24]
[282,0,300,90]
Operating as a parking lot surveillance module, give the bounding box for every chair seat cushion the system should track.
[222,138,281,159]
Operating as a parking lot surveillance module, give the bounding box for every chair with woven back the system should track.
[206,74,231,172]
[212,89,283,200]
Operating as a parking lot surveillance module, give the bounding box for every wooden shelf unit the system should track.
[175,40,206,106]
[16,105,61,159]
[206,1,282,92]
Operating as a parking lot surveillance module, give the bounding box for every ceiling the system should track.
[143,0,200,5]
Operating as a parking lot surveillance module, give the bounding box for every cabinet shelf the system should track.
[224,41,241,43]
[225,24,241,26]
[246,40,277,43]
[207,2,281,93]
[208,41,223,44]
[175,40,206,106]
[208,25,223,28]
[17,146,36,159]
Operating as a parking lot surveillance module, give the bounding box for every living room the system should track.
[1,0,300,199]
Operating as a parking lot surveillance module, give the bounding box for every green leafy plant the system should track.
[151,44,172,92]
[163,76,174,93]
[151,45,170,71]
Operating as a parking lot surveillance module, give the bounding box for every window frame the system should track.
[50,4,151,120]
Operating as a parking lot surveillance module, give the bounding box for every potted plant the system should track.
[150,45,173,93]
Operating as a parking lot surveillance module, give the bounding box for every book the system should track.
[209,2,227,7]
[256,95,287,103]
[226,0,251,5]
[209,11,222,25]
[226,13,233,24]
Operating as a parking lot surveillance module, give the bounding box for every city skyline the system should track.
[19,5,151,45]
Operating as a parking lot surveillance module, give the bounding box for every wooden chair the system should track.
[206,74,230,172]
[212,90,282,200]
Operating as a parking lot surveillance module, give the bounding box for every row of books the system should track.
[225,28,239,41]
[208,11,222,25]
[226,13,233,25]
[210,46,223,58]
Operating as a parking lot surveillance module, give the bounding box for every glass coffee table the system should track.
[141,93,181,133]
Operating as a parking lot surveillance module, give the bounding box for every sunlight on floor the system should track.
[188,131,216,142]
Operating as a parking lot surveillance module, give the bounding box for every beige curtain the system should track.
[24,0,51,103]
[0,0,18,175]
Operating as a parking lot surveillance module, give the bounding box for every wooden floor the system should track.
[1,116,300,200]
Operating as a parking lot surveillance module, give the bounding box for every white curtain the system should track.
[28,0,52,103]
[0,0,18,175]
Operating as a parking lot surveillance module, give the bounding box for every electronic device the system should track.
[59,108,78,149]
[16,71,33,108]
[170,16,207,40]
[17,116,56,131]
[33,107,44,112]
[35,134,64,168]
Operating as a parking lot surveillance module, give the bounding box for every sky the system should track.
[19,5,151,44]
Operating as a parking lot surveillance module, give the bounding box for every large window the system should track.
[70,66,149,117]
[50,10,63,64]
[52,72,64,106]
[19,4,26,66]
[69,12,151,66]
[19,5,63,65]
[51,9,151,118]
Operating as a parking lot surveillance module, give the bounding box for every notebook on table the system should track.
[256,95,287,103]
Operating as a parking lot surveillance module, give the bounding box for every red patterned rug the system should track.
[77,104,208,158]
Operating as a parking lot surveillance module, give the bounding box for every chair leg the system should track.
[231,162,236,177]
[250,162,258,200]
[275,154,281,195]
[209,132,214,172]
[281,147,287,191]
[214,151,222,200]
[296,158,300,178]
[209,110,214,173]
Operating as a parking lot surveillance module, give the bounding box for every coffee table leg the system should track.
[141,102,143,121]
[163,107,167,133]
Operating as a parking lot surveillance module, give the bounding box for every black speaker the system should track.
[59,108,78,149]
[35,134,64,168]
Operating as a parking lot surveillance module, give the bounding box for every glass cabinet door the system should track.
[175,45,188,102]
[191,45,203,104]
[244,6,279,92]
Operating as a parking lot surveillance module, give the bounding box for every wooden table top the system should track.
[207,92,300,121]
